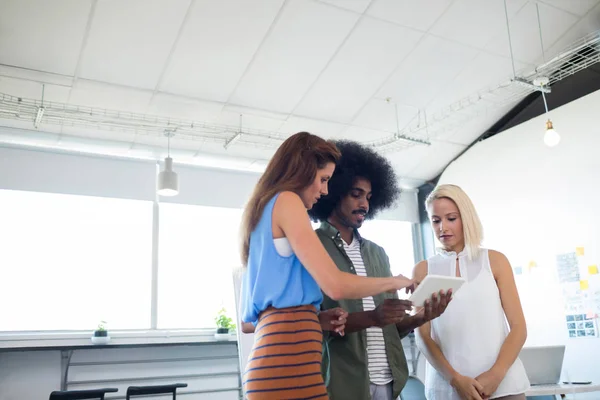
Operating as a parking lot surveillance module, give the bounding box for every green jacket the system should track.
[316,221,409,400]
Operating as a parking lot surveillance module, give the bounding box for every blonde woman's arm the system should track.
[274,191,413,300]
[475,250,527,398]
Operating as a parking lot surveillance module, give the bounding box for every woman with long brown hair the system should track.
[239,132,414,399]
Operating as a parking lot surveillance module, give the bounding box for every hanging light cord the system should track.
[536,2,546,63]
[540,87,549,114]
[503,0,517,78]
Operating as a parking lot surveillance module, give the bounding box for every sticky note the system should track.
[576,247,585,256]
[586,310,596,319]
[514,267,522,275]
[528,260,537,268]
[580,280,589,290]
[589,265,598,275]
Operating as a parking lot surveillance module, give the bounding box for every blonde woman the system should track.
[413,184,529,400]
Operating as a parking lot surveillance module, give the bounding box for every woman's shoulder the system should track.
[486,249,509,264]
[486,249,512,278]
[274,191,302,207]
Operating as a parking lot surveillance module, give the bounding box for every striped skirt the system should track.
[243,305,328,400]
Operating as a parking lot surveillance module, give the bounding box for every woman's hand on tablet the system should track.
[389,274,415,293]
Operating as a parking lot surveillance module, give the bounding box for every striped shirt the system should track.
[343,236,393,385]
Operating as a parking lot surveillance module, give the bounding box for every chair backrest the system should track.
[400,376,426,400]
[49,388,118,400]
[126,383,187,399]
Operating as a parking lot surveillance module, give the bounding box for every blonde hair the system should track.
[425,184,483,260]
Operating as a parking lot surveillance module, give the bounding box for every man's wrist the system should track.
[396,314,422,335]
[365,310,379,328]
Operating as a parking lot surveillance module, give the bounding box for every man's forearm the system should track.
[396,316,421,338]
[343,310,377,333]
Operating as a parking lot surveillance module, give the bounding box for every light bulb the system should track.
[544,120,560,147]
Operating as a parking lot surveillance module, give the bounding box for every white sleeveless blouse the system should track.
[425,248,530,400]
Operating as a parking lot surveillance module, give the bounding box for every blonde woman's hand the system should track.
[451,374,484,400]
[475,368,504,399]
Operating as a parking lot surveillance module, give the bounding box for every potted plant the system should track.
[214,308,236,339]
[91,320,111,344]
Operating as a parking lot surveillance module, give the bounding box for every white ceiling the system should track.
[0,0,599,187]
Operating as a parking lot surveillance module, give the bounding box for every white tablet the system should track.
[409,274,465,307]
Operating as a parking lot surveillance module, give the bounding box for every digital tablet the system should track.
[409,274,465,307]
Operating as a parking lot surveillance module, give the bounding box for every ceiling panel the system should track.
[351,98,418,133]
[317,0,373,14]
[387,143,432,176]
[0,77,71,103]
[146,92,223,121]
[68,80,153,114]
[0,0,92,76]
[212,109,284,132]
[367,0,453,32]
[376,34,478,109]
[425,52,531,115]
[293,17,422,123]
[434,104,515,145]
[160,0,284,102]
[333,125,391,142]
[538,1,600,65]
[486,1,579,64]
[278,115,346,139]
[228,0,360,113]
[405,140,466,179]
[539,0,600,17]
[77,0,191,89]
[429,0,528,50]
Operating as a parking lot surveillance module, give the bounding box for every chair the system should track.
[400,376,426,400]
[49,388,118,400]
[126,383,188,399]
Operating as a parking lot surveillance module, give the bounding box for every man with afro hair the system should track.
[309,140,450,400]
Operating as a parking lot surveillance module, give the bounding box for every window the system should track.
[157,203,242,329]
[0,190,153,331]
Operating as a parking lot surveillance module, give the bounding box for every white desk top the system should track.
[526,383,600,396]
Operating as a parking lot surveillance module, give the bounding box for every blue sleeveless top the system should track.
[241,193,323,324]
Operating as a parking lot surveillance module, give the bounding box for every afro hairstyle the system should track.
[308,140,400,222]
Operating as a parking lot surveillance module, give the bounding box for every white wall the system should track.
[433,88,600,395]
[0,351,59,399]
[0,343,240,400]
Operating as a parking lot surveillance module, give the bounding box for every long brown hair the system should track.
[240,132,340,265]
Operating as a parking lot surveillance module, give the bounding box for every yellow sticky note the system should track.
[576,247,585,256]
[528,260,537,268]
[580,280,589,290]
[589,265,598,275]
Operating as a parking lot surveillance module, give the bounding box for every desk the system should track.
[526,383,600,398]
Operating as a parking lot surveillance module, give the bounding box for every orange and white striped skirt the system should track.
[243,305,328,399]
